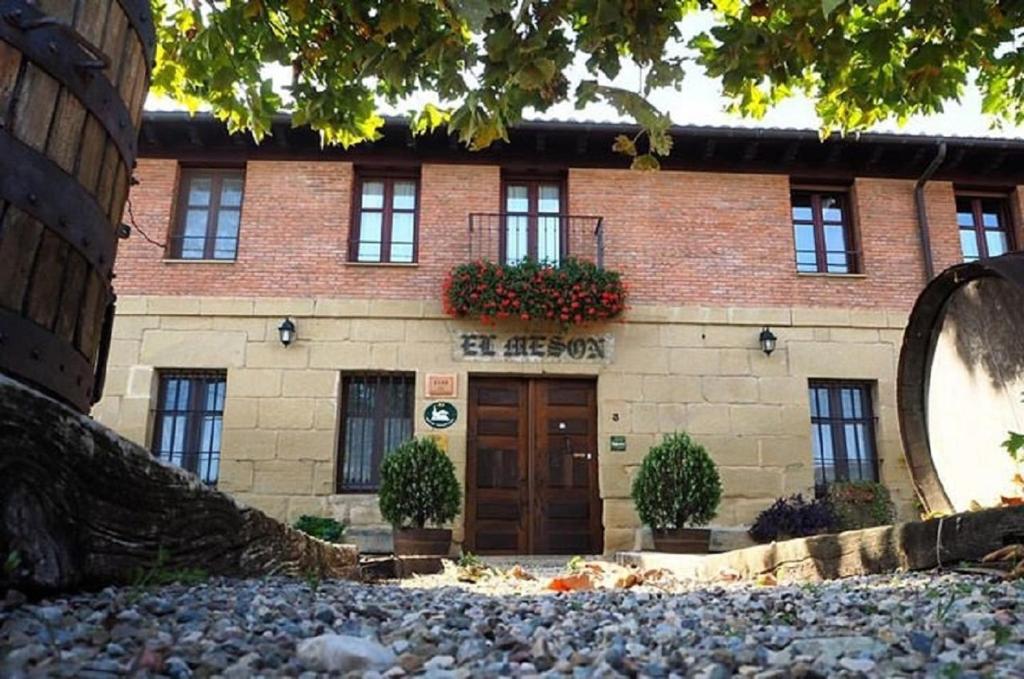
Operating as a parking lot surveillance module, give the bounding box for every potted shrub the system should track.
[631,432,722,553]
[827,481,895,531]
[378,437,462,556]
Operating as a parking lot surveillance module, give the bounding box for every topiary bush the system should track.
[379,437,462,529]
[748,494,838,543]
[292,515,347,543]
[827,481,895,531]
[631,432,722,530]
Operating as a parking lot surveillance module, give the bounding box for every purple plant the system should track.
[748,494,838,543]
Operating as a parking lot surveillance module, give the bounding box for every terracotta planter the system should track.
[651,528,711,554]
[393,527,452,556]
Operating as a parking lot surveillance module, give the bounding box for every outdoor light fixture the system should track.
[759,326,778,356]
[278,318,296,347]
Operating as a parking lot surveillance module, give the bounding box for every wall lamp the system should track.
[278,318,297,347]
[759,326,778,356]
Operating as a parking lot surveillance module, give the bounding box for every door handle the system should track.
[564,437,592,460]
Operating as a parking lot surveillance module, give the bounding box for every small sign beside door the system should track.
[424,401,458,429]
[610,435,627,452]
[425,373,457,398]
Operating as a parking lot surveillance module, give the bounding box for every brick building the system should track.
[93,112,1024,553]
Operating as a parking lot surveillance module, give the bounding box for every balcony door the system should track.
[503,178,565,265]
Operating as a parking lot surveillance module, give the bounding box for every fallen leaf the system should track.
[756,573,778,587]
[1000,496,1024,506]
[718,567,741,582]
[614,572,641,589]
[506,564,535,581]
[968,500,985,512]
[548,572,594,592]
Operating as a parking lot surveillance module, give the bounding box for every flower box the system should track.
[442,258,626,326]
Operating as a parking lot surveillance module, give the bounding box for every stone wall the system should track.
[95,295,917,553]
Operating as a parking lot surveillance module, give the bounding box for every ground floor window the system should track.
[808,380,878,495]
[152,370,226,485]
[337,372,415,491]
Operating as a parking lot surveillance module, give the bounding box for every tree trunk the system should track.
[0,375,359,595]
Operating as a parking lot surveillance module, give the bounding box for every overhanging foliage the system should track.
[154,1,1024,168]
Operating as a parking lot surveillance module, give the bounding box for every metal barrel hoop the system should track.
[0,0,140,167]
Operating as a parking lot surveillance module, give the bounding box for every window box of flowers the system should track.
[442,258,626,326]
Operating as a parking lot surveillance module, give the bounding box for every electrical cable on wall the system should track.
[123,192,166,250]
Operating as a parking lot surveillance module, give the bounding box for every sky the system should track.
[146,13,1024,141]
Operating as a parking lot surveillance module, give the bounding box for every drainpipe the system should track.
[914,142,947,282]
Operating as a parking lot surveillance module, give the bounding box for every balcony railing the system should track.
[468,213,605,268]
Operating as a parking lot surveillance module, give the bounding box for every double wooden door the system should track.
[466,377,602,554]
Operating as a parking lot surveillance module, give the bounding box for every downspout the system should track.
[914,142,947,282]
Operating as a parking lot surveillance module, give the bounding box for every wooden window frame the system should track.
[151,369,227,486]
[500,175,568,264]
[336,371,416,492]
[808,380,879,496]
[169,167,245,261]
[349,171,421,263]
[955,193,1016,262]
[791,187,860,274]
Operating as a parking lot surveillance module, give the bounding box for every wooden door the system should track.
[466,377,601,554]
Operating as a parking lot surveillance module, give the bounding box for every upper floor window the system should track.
[503,178,565,266]
[337,372,415,491]
[956,195,1014,262]
[152,370,226,486]
[171,168,244,260]
[351,174,419,263]
[808,380,877,496]
[791,189,858,274]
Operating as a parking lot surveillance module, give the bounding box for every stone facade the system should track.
[99,120,1024,554]
[95,295,916,553]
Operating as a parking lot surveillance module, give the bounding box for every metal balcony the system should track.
[467,213,605,268]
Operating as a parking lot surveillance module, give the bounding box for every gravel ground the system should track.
[2,564,1022,678]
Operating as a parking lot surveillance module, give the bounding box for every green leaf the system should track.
[611,134,637,157]
[631,153,661,171]
[821,0,844,16]
[412,103,450,135]
[515,58,557,90]
[286,0,307,22]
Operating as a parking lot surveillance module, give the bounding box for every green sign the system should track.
[610,435,627,452]
[424,401,458,429]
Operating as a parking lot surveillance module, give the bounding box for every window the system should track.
[503,178,565,265]
[152,371,226,485]
[956,195,1014,262]
[791,189,858,274]
[808,381,878,495]
[171,168,244,260]
[337,372,415,491]
[351,174,419,263]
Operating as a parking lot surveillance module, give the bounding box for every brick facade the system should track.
[118,159,1017,310]
[97,121,1024,554]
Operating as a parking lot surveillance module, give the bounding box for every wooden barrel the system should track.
[897,253,1024,514]
[0,0,155,411]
